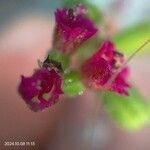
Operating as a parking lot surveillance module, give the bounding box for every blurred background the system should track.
[0,0,150,149]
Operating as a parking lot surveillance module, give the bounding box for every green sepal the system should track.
[48,51,69,70]
[62,71,85,97]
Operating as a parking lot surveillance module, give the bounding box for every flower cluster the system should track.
[18,4,130,111]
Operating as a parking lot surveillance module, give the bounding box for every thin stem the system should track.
[123,39,150,66]
[104,39,150,89]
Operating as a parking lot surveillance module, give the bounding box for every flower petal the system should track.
[18,68,63,111]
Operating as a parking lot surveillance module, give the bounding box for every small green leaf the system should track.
[102,88,150,130]
[48,51,69,70]
[112,23,150,56]
[63,71,85,97]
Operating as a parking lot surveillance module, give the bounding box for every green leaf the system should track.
[102,88,150,130]
[112,23,150,56]
[63,71,85,97]
[48,51,69,70]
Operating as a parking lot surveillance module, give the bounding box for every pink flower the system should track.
[54,5,97,54]
[81,56,111,89]
[81,40,130,95]
[18,66,63,112]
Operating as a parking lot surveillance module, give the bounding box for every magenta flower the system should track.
[54,5,97,54]
[18,67,63,112]
[81,55,111,89]
[81,40,130,95]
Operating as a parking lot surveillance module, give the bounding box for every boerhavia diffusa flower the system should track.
[54,4,98,54]
[81,40,130,95]
[18,60,63,112]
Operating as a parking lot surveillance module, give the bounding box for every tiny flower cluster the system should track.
[18,4,130,111]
